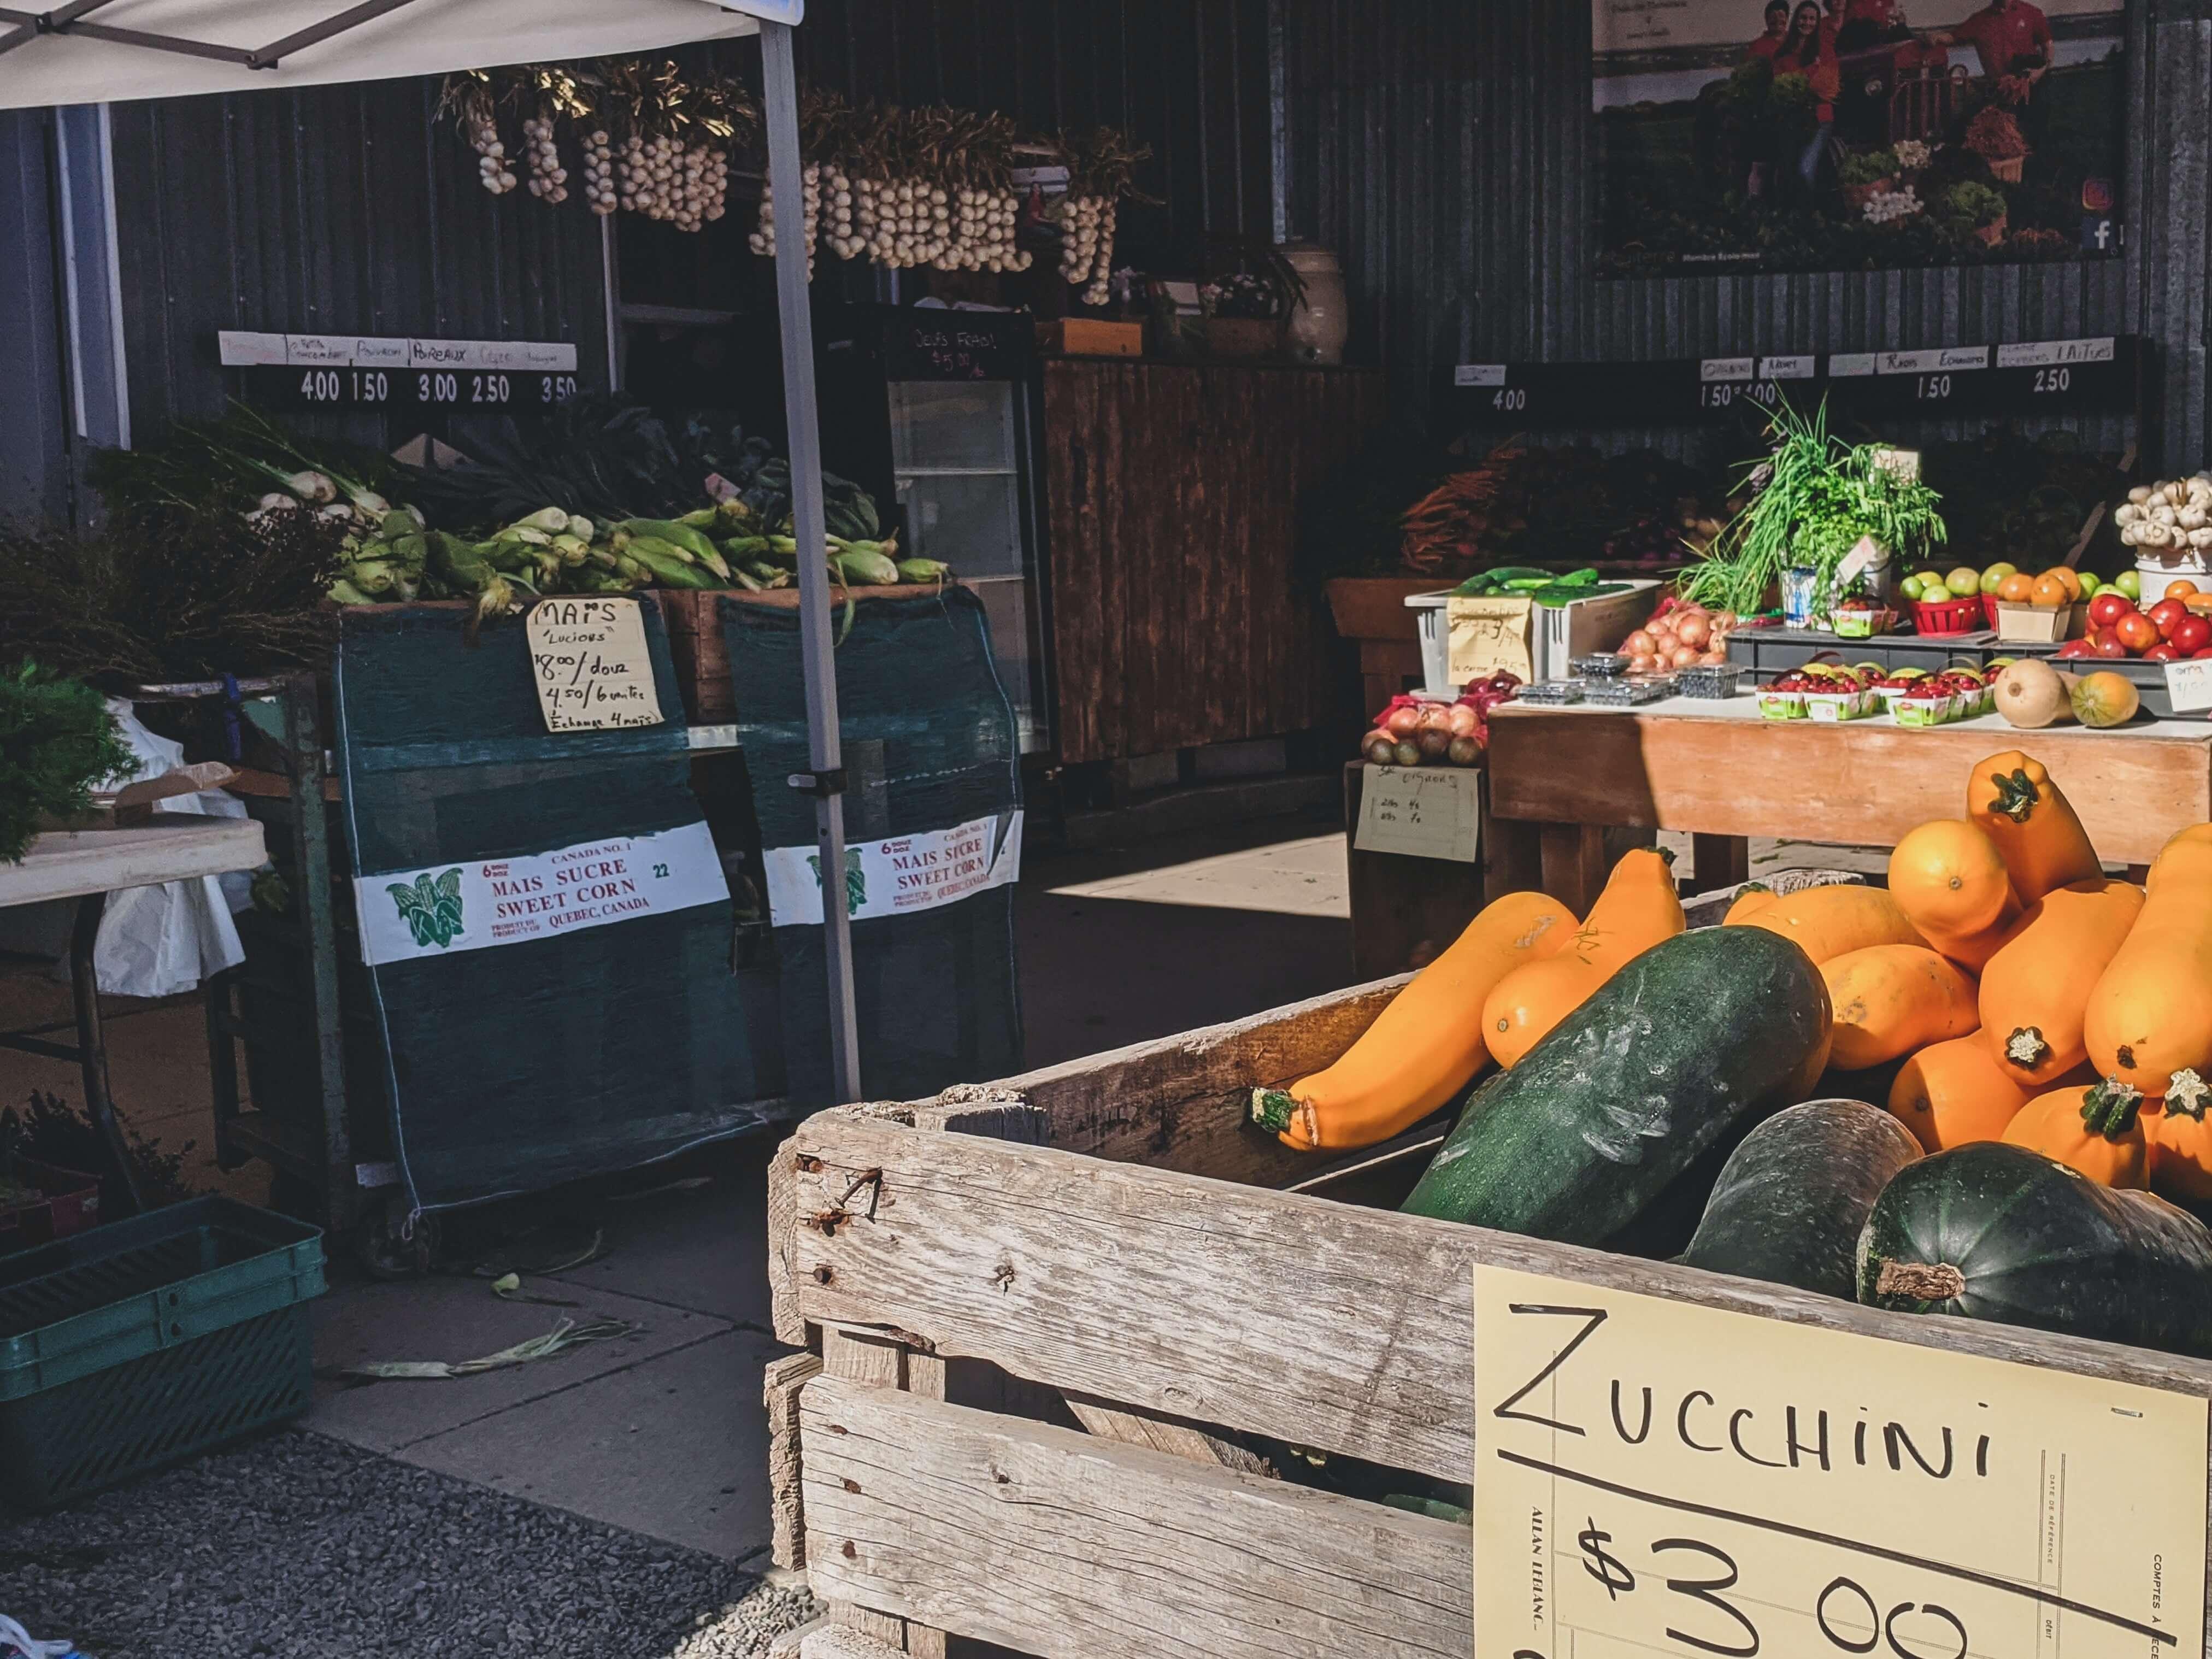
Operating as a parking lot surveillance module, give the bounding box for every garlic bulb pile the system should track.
[470,121,517,195]
[946,187,1028,272]
[1058,194,1115,303]
[820,164,857,253]
[1861,186,1922,225]
[581,130,617,216]
[521,117,568,203]
[2116,475,2212,554]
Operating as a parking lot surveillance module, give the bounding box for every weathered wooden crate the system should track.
[764,878,2212,1659]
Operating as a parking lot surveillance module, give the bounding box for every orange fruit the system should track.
[2031,574,2072,608]
[2038,566,2084,602]
[2169,578,2201,599]
[1997,573,2036,603]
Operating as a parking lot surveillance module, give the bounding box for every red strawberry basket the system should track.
[1909,593,1987,636]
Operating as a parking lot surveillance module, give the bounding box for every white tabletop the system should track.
[1,818,268,909]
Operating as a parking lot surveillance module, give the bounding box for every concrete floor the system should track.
[1,812,1880,1568]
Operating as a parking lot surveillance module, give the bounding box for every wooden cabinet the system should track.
[1040,358,1385,766]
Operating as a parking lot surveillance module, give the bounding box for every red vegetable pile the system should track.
[1361,673,1522,768]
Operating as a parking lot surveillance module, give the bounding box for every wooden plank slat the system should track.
[1061,1391,1274,1476]
[801,1375,1469,1659]
[764,1352,825,1570]
[1489,706,2212,866]
[974,976,1405,1179]
[784,1110,2212,1487]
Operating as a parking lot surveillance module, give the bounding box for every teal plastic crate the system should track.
[0,1197,324,1511]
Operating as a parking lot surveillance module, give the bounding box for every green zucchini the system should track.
[1858,1142,2212,1357]
[1402,928,1831,1244]
[1682,1099,1920,1300]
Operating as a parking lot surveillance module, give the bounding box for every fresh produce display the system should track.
[1248,890,1576,1151]
[2113,473,2212,557]
[1449,566,1632,608]
[1480,849,1685,1069]
[1858,1143,2212,1358]
[1400,927,1832,1246]
[1679,1099,1921,1301]
[1722,881,1925,964]
[1615,595,1734,673]
[1680,395,1945,620]
[1978,879,2145,1085]
[2085,827,2212,1095]
[1358,674,1520,768]
[2050,576,2212,667]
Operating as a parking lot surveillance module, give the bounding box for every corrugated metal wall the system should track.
[104,78,613,445]
[0,109,69,527]
[793,0,1278,270]
[1285,0,2210,471]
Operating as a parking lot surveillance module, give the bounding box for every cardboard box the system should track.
[1992,600,2089,643]
[1036,319,1143,358]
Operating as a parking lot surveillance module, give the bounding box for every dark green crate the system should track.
[0,1198,323,1511]
[0,1302,313,1511]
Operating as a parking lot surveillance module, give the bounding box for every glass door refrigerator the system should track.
[814,304,1052,755]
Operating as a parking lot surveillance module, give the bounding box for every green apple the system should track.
[1899,574,1927,601]
[1978,561,2017,595]
[1910,570,1945,593]
[2116,569,2143,601]
[1944,566,1982,597]
[2077,572,2102,599]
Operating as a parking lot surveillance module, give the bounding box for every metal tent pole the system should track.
[761,18,862,1104]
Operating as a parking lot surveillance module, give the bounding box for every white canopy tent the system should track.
[0,0,866,1101]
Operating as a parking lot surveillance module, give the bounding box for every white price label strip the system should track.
[2166,658,2212,714]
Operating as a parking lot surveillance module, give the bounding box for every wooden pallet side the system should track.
[764,1352,824,1570]
[783,1110,2212,1487]
[978,976,1405,1183]
[801,1375,1468,1659]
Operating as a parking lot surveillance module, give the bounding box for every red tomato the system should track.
[2118,613,2161,653]
[2150,598,2190,639]
[2145,643,2181,662]
[2175,615,2212,655]
[2089,591,2137,630]
[2055,638,2099,660]
[2196,647,2212,660]
[2095,629,2133,659]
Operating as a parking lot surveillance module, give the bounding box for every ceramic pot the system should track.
[1283,243,1349,366]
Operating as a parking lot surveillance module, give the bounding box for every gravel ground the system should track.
[0,1429,819,1658]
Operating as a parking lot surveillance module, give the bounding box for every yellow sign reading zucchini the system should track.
[1473,1264,2209,1659]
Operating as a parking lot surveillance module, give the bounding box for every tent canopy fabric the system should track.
[0,0,798,110]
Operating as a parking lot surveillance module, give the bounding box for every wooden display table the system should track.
[1,816,267,1214]
[1488,699,2212,914]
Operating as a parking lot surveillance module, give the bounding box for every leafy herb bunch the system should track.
[1681,395,1946,616]
[0,661,134,863]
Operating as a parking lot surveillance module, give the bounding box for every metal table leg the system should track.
[68,890,144,1217]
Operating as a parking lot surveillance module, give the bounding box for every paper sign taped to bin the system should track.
[2167,658,2212,714]
[1354,766,1480,862]
[1471,1263,2209,1659]
[354,821,728,965]
[525,597,664,732]
[762,810,1023,926]
[1446,596,1534,686]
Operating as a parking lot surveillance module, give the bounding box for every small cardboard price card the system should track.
[2166,657,2212,715]
[1472,1263,2209,1659]
[1354,766,1480,862]
[525,598,665,732]
[1447,596,1535,686]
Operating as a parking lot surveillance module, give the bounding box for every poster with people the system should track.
[1593,0,2126,274]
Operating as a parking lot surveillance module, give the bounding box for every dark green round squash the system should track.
[1857,1142,2212,1358]
[1682,1099,1920,1300]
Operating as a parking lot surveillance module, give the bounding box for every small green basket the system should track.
[1,1197,324,1511]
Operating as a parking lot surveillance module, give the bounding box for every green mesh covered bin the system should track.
[0,1197,324,1511]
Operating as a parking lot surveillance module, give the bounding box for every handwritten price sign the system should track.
[1473,1265,2209,1659]
[525,597,665,732]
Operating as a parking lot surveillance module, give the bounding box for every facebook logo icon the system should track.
[2081,217,2116,252]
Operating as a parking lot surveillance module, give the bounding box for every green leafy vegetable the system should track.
[0,661,134,863]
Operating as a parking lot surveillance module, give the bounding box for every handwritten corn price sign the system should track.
[524,598,664,732]
[1473,1264,2209,1659]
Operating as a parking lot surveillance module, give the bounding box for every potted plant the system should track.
[1839,147,1900,210]
[1198,239,1306,363]
[1943,180,2010,246]
[1679,396,1947,626]
[1964,107,2029,183]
